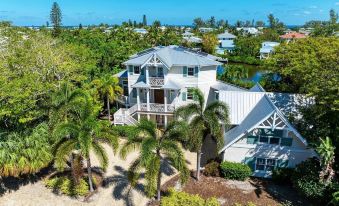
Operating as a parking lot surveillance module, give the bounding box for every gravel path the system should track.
[0,143,196,206]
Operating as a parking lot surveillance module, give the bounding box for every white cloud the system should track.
[319,9,324,13]
[309,5,317,9]
[303,11,311,15]
[336,2,339,6]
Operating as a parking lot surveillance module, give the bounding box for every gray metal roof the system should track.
[211,80,248,92]
[161,80,182,90]
[222,95,275,150]
[124,45,222,67]
[131,81,150,88]
[249,83,266,92]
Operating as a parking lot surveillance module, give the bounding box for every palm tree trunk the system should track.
[196,149,201,180]
[87,157,94,192]
[107,94,111,123]
[156,169,162,201]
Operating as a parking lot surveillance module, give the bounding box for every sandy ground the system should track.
[0,143,197,206]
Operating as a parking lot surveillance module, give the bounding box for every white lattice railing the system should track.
[139,103,174,113]
[148,77,164,87]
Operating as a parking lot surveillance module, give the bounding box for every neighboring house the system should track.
[280,32,306,42]
[182,31,202,44]
[113,45,315,178]
[216,31,236,54]
[259,41,280,59]
[199,27,214,33]
[237,27,260,36]
[133,28,148,35]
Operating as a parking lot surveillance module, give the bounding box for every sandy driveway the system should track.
[0,142,196,206]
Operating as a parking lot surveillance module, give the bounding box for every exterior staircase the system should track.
[113,105,138,125]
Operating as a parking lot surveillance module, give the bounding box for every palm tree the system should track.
[92,74,122,122]
[120,119,189,201]
[174,88,229,180]
[53,98,119,192]
[317,137,335,184]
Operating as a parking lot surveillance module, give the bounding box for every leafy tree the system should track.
[53,97,118,192]
[152,20,161,28]
[208,16,216,28]
[175,88,230,180]
[50,2,62,36]
[267,14,285,33]
[120,119,189,201]
[233,36,262,57]
[202,33,218,54]
[193,17,205,29]
[255,20,265,27]
[317,137,336,184]
[0,32,88,129]
[92,74,122,122]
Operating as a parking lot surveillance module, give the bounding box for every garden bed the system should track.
[161,174,310,206]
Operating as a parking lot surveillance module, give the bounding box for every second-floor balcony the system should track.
[148,77,164,87]
[139,103,175,113]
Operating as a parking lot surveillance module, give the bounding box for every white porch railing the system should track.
[139,103,174,113]
[148,77,164,87]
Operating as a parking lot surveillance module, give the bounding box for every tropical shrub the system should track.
[203,161,220,177]
[45,177,89,196]
[220,161,251,181]
[161,188,220,206]
[272,168,294,185]
[112,125,138,138]
[291,158,333,202]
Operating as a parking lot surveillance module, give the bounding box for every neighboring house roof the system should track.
[218,32,236,39]
[220,94,308,153]
[133,28,148,34]
[183,36,202,43]
[249,83,266,92]
[182,31,194,36]
[124,45,222,67]
[260,47,274,54]
[114,69,128,78]
[280,32,306,39]
[131,81,150,88]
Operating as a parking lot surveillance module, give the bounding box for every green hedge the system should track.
[162,188,220,206]
[111,125,138,138]
[45,177,89,196]
[220,161,252,181]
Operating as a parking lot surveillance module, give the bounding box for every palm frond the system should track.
[92,142,109,171]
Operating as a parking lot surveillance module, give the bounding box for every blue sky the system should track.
[0,0,338,26]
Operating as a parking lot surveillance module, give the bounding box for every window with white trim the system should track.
[255,158,276,171]
[187,88,194,100]
[187,67,194,76]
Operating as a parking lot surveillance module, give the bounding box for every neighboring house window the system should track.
[123,86,128,96]
[248,129,293,147]
[215,91,219,100]
[255,158,276,171]
[188,67,194,76]
[122,80,128,85]
[134,66,140,74]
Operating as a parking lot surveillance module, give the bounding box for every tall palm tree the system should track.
[120,119,189,201]
[175,88,229,180]
[317,137,336,184]
[53,98,119,192]
[92,74,122,122]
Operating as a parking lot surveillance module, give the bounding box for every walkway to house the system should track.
[0,142,197,206]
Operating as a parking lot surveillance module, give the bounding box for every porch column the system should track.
[137,88,140,110]
[164,89,167,112]
[147,88,150,111]
[164,115,168,127]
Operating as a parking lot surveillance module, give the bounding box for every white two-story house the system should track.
[114,45,315,177]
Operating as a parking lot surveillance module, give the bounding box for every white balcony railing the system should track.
[139,103,174,113]
[148,77,164,87]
